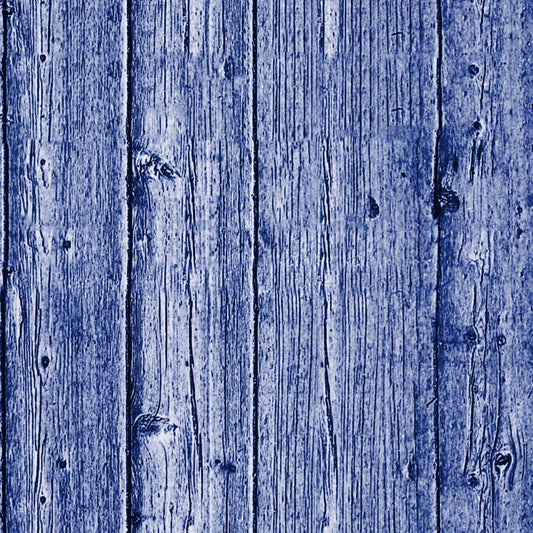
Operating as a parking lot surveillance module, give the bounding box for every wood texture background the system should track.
[1,0,532,531]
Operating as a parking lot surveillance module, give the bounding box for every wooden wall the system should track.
[1,0,532,530]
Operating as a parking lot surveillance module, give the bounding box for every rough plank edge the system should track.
[1,2,8,531]
[125,0,133,529]
[433,0,443,529]
[251,0,259,528]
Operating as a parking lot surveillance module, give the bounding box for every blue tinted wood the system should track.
[2,0,532,531]
[129,0,253,530]
[0,11,4,533]
[255,0,439,530]
[4,1,128,530]
[437,1,533,530]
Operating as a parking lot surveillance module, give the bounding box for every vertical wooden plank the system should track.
[129,0,253,530]
[0,7,5,532]
[4,0,127,530]
[438,1,533,531]
[256,0,439,531]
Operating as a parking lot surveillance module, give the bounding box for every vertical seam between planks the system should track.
[125,0,133,528]
[433,0,443,530]
[251,0,259,527]
[1,0,9,531]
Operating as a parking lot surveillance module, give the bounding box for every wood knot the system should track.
[493,451,514,483]
[134,414,177,436]
[465,326,478,343]
[494,452,512,469]
[135,153,180,181]
[222,462,236,473]
[467,472,480,488]
[435,188,460,217]
[215,459,237,473]
[368,195,380,219]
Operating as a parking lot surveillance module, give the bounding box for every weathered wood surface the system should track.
[129,0,253,530]
[4,1,128,530]
[437,0,533,531]
[0,11,4,532]
[1,0,532,531]
[255,0,440,531]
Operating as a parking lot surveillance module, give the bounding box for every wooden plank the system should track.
[129,0,253,530]
[255,0,439,530]
[0,10,5,533]
[4,1,128,530]
[437,1,533,530]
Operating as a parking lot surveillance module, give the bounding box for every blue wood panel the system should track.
[129,0,253,530]
[3,1,127,530]
[255,0,439,530]
[0,0,531,531]
[436,0,533,530]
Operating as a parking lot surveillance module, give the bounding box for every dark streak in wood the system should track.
[1,1,7,531]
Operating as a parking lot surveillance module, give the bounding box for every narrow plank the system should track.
[0,9,5,532]
[255,0,439,530]
[437,1,533,530]
[4,1,128,530]
[129,0,253,530]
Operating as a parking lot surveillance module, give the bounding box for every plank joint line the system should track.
[251,0,259,527]
[432,0,444,529]
[125,0,133,528]
[1,0,9,530]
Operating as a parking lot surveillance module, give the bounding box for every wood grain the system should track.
[0,10,4,532]
[1,0,532,530]
[4,1,128,530]
[437,0,533,530]
[255,0,440,530]
[129,0,253,530]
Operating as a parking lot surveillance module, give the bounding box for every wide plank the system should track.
[4,1,128,530]
[129,0,253,530]
[437,1,533,530]
[255,0,440,530]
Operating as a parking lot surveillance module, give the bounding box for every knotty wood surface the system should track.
[129,0,253,530]
[1,0,532,531]
[255,0,439,530]
[437,1,533,531]
[4,0,128,531]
